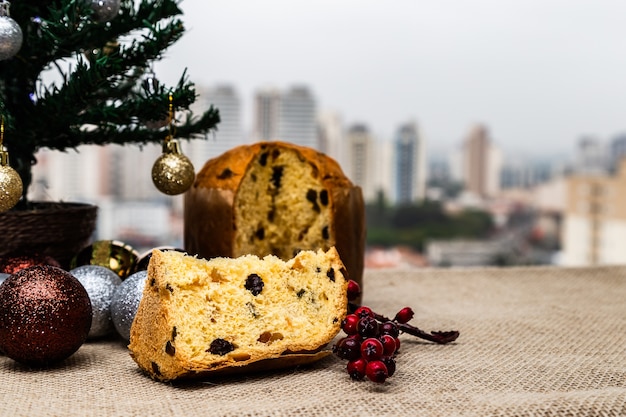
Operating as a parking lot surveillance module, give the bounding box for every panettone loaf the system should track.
[128,248,348,381]
[184,141,365,291]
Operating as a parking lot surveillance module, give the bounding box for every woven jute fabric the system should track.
[1,265,625,416]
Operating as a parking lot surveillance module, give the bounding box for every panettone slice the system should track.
[128,248,348,381]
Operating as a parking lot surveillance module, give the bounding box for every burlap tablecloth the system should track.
[1,265,625,416]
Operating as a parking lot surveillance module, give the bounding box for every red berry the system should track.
[333,337,361,361]
[357,316,379,338]
[394,337,401,353]
[365,360,388,383]
[394,307,414,324]
[346,333,363,344]
[347,280,361,301]
[341,314,359,335]
[354,306,374,319]
[380,334,397,356]
[346,358,367,380]
[380,321,399,338]
[360,337,383,361]
[381,356,396,377]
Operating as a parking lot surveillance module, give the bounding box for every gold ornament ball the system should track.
[0,165,22,212]
[152,152,195,195]
[71,240,139,280]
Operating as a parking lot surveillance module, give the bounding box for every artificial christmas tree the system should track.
[0,0,220,210]
[0,0,219,265]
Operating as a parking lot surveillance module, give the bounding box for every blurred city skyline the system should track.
[154,1,626,158]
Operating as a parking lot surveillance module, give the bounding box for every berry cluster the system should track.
[333,280,459,383]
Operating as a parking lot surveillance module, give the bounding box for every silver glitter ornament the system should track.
[110,270,147,341]
[71,265,122,339]
[0,2,22,61]
[91,0,121,23]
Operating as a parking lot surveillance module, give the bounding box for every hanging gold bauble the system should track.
[0,150,22,212]
[151,139,195,195]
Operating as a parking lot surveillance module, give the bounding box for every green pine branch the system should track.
[0,0,220,204]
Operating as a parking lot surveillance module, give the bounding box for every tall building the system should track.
[345,124,377,202]
[561,158,626,266]
[461,124,502,198]
[253,86,318,150]
[500,158,553,189]
[317,110,345,169]
[188,84,244,167]
[279,86,317,149]
[574,136,608,175]
[609,133,626,173]
[394,122,426,204]
[253,87,281,142]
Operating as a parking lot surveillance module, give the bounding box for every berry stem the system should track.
[348,302,459,345]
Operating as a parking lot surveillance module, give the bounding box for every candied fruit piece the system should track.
[258,331,284,344]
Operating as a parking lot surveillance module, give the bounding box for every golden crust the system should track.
[193,141,352,190]
[128,248,348,381]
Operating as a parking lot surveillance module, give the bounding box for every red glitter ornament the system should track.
[0,253,61,274]
[0,265,92,366]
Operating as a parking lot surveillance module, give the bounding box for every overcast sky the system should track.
[155,1,626,159]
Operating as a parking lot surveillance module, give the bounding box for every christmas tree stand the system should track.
[0,202,98,268]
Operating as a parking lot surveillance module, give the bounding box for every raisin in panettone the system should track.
[184,141,365,291]
[128,248,348,381]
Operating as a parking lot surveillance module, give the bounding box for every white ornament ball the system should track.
[0,16,22,61]
[91,0,121,23]
[0,273,9,284]
[110,270,147,341]
[71,265,122,339]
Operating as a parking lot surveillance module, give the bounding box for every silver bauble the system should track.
[110,270,147,341]
[0,16,22,61]
[91,0,121,23]
[71,265,122,339]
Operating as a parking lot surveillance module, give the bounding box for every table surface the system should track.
[1,265,625,417]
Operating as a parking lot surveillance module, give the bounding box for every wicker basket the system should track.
[0,202,98,268]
